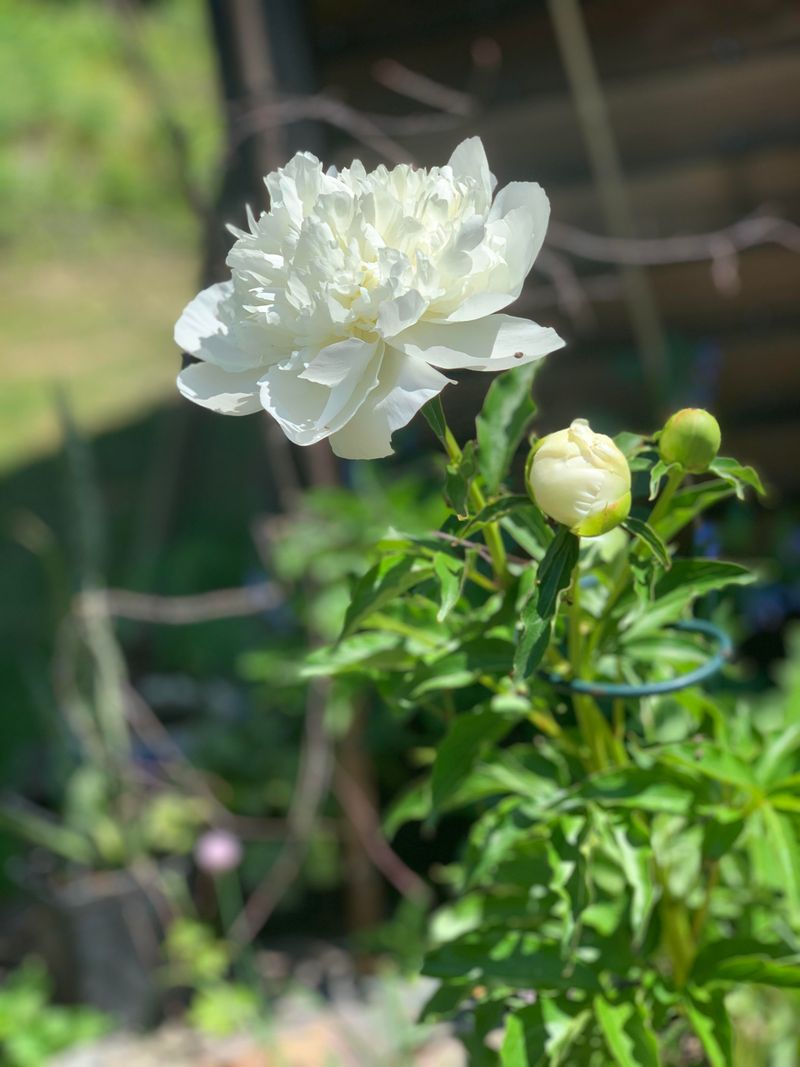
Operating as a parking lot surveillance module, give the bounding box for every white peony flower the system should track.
[527,419,631,537]
[175,137,564,459]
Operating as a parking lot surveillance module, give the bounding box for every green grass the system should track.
[0,236,198,470]
[0,0,221,469]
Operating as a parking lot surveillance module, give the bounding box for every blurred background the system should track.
[1,1,799,1063]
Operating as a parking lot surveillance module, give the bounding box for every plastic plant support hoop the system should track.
[541,619,733,698]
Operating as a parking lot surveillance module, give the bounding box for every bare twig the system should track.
[547,214,800,266]
[334,764,430,903]
[75,582,281,626]
[230,677,333,943]
[372,58,474,116]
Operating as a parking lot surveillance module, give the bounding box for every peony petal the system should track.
[376,289,427,339]
[448,137,496,206]
[260,342,382,446]
[329,351,451,460]
[174,282,231,354]
[431,182,550,324]
[488,180,550,268]
[298,337,378,387]
[175,282,266,372]
[177,362,263,415]
[393,313,564,372]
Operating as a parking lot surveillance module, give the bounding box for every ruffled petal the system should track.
[259,341,382,446]
[448,136,496,208]
[392,313,564,371]
[174,282,265,372]
[177,362,263,415]
[329,350,451,460]
[430,181,550,324]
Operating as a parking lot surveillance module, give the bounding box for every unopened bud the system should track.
[659,408,721,473]
[526,419,631,538]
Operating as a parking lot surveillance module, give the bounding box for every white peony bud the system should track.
[526,419,631,537]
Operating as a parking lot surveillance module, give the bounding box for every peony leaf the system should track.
[594,995,660,1067]
[623,516,671,568]
[709,455,766,499]
[476,363,539,494]
[431,711,514,813]
[340,555,432,639]
[683,991,733,1067]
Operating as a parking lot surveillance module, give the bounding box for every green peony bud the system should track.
[526,418,631,538]
[658,408,721,474]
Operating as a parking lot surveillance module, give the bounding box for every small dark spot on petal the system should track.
[513,351,524,359]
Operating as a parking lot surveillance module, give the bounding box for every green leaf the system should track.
[623,516,671,568]
[513,527,577,681]
[594,996,660,1067]
[422,394,448,447]
[659,742,758,792]
[623,558,753,636]
[513,595,551,680]
[610,823,658,947]
[501,508,554,561]
[445,440,479,518]
[691,938,800,988]
[761,804,800,922]
[383,779,430,838]
[433,552,462,622]
[684,990,733,1067]
[501,1008,546,1066]
[538,526,580,619]
[302,631,404,677]
[657,480,736,542]
[649,458,680,500]
[340,555,431,639]
[501,1001,590,1067]
[462,494,533,533]
[431,712,514,812]
[575,767,696,815]
[614,432,648,458]
[423,932,602,991]
[476,363,538,494]
[709,455,766,499]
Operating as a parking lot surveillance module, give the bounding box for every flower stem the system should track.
[568,562,613,770]
[586,465,687,661]
[429,404,509,584]
[648,465,685,530]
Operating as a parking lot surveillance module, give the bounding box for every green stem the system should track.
[568,562,612,770]
[586,465,687,661]
[438,411,509,584]
[647,466,685,529]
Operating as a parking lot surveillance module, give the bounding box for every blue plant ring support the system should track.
[541,619,733,699]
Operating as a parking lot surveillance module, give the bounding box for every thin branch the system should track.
[75,582,281,625]
[372,58,474,116]
[229,676,333,944]
[547,214,800,266]
[334,764,430,903]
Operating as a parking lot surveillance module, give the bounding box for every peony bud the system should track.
[527,419,631,537]
[658,408,721,473]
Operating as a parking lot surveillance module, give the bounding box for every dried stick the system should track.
[229,677,333,943]
[75,582,281,625]
[334,764,430,903]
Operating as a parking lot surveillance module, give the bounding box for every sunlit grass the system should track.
[0,234,198,471]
